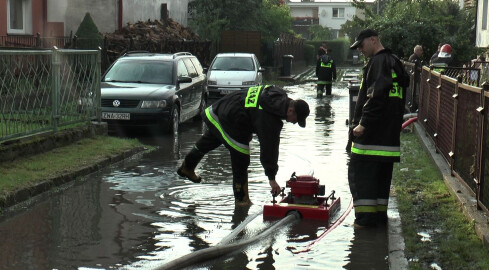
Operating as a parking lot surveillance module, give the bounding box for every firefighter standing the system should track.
[177,85,310,205]
[431,44,453,72]
[315,47,337,97]
[348,29,409,227]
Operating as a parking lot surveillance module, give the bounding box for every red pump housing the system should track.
[263,173,340,221]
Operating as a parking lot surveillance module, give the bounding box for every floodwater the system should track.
[0,80,389,270]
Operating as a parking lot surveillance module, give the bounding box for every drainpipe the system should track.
[118,0,123,31]
[42,0,47,36]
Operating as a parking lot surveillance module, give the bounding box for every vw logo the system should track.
[113,100,121,107]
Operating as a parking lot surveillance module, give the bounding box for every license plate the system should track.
[220,90,236,94]
[102,112,130,120]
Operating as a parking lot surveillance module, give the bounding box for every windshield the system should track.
[103,60,173,84]
[210,56,255,71]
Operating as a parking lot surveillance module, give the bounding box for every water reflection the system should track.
[345,226,389,270]
[0,79,390,270]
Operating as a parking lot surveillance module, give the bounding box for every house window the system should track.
[483,0,488,30]
[332,8,345,18]
[7,0,32,34]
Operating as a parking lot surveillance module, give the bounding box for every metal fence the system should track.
[0,34,72,49]
[0,49,101,143]
[416,64,489,212]
[0,35,211,74]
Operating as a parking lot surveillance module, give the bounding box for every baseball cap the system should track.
[350,29,378,50]
[294,99,310,128]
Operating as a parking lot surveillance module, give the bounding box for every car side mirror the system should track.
[259,67,266,72]
[178,76,192,84]
[203,67,208,74]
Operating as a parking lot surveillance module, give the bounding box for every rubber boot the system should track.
[317,90,323,98]
[177,147,204,183]
[234,182,252,206]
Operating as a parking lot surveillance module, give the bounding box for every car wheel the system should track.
[169,106,179,135]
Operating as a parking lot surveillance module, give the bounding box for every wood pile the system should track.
[104,18,203,42]
[101,18,211,71]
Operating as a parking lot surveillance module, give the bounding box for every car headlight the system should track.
[207,80,217,85]
[141,100,167,108]
[242,81,256,86]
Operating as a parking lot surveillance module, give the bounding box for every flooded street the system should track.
[0,81,389,270]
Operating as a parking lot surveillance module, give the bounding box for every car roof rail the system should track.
[172,52,192,59]
[123,51,151,56]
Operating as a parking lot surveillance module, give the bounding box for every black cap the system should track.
[294,99,310,128]
[350,29,378,50]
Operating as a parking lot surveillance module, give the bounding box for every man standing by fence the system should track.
[348,29,410,228]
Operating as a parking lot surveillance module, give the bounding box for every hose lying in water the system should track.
[154,211,301,270]
[217,209,263,246]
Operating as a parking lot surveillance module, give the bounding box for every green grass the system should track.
[0,136,150,200]
[393,131,489,269]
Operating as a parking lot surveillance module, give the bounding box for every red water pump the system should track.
[263,172,340,221]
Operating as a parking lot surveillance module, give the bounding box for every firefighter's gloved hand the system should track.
[269,180,281,196]
[353,124,365,137]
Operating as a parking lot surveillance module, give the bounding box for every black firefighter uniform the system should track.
[348,48,409,226]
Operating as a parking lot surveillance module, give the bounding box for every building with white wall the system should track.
[476,0,489,47]
[286,0,374,39]
[1,0,191,38]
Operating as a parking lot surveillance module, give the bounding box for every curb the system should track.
[388,195,409,270]
[413,122,489,249]
[0,146,148,211]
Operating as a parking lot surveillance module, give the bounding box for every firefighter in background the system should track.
[348,29,410,227]
[177,85,310,205]
[315,47,337,97]
[431,44,453,73]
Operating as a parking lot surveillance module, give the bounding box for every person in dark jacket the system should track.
[177,85,310,205]
[348,29,409,227]
[408,45,423,66]
[317,41,328,60]
[315,48,337,97]
[429,43,443,65]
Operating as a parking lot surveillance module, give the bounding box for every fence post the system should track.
[449,74,461,176]
[477,83,489,210]
[36,33,41,48]
[434,69,443,152]
[51,46,60,132]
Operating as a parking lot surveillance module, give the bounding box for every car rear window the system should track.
[210,57,255,71]
[103,60,173,84]
[190,57,204,75]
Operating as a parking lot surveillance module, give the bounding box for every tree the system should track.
[74,13,103,49]
[308,25,332,41]
[256,0,293,41]
[341,0,477,65]
[188,0,292,43]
